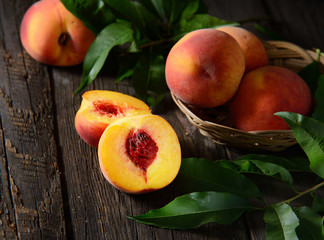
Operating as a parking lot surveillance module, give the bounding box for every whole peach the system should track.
[165,28,245,108]
[20,0,96,66]
[217,26,268,73]
[229,66,312,131]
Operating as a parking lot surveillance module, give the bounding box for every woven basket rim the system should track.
[171,40,321,151]
[171,91,293,135]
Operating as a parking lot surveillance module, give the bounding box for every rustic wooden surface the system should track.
[1,0,324,239]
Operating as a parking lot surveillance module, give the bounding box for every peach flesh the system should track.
[93,100,125,117]
[165,28,245,108]
[75,90,151,148]
[98,114,181,194]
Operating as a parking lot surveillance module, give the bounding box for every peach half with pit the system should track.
[98,114,181,194]
[75,90,151,148]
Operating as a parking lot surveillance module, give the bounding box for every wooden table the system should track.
[1,0,323,239]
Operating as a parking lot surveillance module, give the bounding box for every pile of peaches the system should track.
[20,0,313,194]
[165,26,313,132]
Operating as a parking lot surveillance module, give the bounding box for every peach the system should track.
[229,66,312,131]
[98,114,181,194]
[75,90,151,148]
[20,0,96,66]
[165,28,245,108]
[217,26,269,73]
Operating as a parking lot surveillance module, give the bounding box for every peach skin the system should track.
[217,26,269,73]
[229,66,313,131]
[98,114,181,194]
[165,28,245,108]
[75,90,151,148]
[20,0,96,66]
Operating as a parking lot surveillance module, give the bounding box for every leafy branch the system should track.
[279,181,324,206]
[61,0,238,106]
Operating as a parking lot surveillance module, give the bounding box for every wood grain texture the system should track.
[0,0,65,239]
[1,0,324,239]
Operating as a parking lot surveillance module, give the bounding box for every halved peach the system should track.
[98,114,181,194]
[75,90,151,148]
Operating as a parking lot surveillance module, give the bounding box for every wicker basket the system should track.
[171,40,324,152]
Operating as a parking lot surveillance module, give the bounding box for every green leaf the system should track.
[298,60,320,95]
[312,196,324,212]
[163,0,207,25]
[163,0,190,25]
[103,0,144,29]
[116,53,140,83]
[131,2,162,39]
[131,49,167,106]
[145,53,167,106]
[294,206,324,240]
[174,158,262,199]
[127,191,252,229]
[148,0,166,20]
[239,154,311,172]
[179,0,200,20]
[175,14,239,35]
[60,0,115,34]
[254,23,284,40]
[216,159,293,185]
[275,112,324,178]
[75,22,134,94]
[312,74,324,122]
[102,0,160,39]
[264,203,299,240]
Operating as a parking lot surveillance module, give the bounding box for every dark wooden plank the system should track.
[263,0,324,50]
[0,0,66,238]
[3,0,323,239]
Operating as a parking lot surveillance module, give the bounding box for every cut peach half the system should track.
[75,90,151,148]
[98,114,181,194]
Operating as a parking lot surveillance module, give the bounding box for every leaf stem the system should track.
[139,34,184,49]
[278,181,324,205]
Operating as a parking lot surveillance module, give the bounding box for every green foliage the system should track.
[275,112,324,178]
[313,75,324,122]
[60,0,115,34]
[127,191,252,229]
[174,158,262,199]
[129,112,324,239]
[294,207,324,240]
[216,158,293,185]
[61,0,237,106]
[264,203,299,240]
[75,22,134,94]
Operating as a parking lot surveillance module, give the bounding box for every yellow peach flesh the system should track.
[75,90,151,148]
[98,114,181,194]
